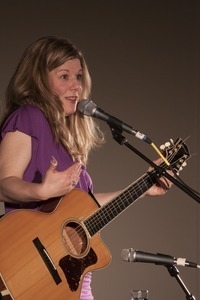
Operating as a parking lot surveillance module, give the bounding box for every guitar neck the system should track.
[85,169,157,236]
[84,137,190,236]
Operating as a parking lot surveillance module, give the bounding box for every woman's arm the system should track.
[94,191,122,206]
[0,131,82,203]
[0,131,40,203]
[94,161,172,207]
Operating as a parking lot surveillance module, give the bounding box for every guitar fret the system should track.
[85,172,156,236]
[84,138,190,237]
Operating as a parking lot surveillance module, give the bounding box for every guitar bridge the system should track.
[33,237,62,285]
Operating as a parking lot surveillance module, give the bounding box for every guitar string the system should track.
[63,146,184,255]
[62,172,152,255]
[87,173,154,235]
[86,143,184,235]
[63,149,179,254]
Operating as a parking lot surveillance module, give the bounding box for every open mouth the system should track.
[66,96,78,103]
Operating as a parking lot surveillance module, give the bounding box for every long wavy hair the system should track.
[1,36,104,165]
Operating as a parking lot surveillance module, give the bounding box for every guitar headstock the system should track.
[160,138,190,175]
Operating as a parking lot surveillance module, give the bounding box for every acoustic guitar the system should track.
[0,138,190,299]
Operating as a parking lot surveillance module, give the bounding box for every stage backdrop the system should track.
[0,1,199,299]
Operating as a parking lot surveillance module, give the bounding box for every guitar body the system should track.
[0,189,111,300]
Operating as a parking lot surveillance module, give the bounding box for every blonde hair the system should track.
[1,36,104,164]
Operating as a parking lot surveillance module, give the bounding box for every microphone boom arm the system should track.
[109,125,200,204]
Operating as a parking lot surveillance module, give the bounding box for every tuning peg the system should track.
[165,142,171,148]
[160,139,174,150]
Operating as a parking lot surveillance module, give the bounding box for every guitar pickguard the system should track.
[59,248,97,292]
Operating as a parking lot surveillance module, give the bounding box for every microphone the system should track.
[77,99,152,144]
[121,249,200,269]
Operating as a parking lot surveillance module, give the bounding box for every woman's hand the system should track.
[145,158,173,197]
[39,159,82,200]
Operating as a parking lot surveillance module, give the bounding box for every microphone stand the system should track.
[166,265,196,300]
[111,127,198,299]
[109,126,200,204]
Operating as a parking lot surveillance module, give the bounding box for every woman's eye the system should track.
[77,74,83,81]
[61,74,68,79]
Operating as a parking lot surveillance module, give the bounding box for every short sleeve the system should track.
[1,104,48,139]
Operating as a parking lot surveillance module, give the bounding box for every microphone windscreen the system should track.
[121,248,134,262]
[78,99,96,116]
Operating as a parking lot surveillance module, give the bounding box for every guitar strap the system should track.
[88,188,101,208]
[0,203,5,218]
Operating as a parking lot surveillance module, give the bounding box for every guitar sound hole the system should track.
[62,221,88,257]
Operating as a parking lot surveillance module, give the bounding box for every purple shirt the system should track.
[1,104,94,300]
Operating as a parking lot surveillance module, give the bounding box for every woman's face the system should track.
[48,58,83,116]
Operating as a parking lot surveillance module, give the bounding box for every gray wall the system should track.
[0,1,199,299]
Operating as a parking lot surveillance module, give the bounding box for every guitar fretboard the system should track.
[85,170,156,236]
[84,137,189,237]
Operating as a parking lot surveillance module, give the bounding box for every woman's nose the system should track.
[69,77,82,91]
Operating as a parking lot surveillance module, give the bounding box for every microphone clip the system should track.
[110,125,128,146]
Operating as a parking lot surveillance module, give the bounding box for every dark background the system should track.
[0,1,199,299]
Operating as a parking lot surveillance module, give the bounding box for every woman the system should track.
[0,36,171,299]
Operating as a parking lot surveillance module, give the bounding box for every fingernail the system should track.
[51,156,58,167]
